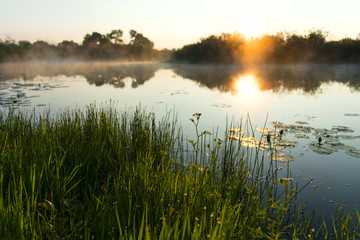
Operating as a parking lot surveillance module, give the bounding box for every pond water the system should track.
[1,61,360,220]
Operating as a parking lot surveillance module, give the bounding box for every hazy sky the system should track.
[1,0,359,49]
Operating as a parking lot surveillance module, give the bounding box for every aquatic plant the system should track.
[0,106,359,239]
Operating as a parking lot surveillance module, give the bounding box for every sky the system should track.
[1,0,359,49]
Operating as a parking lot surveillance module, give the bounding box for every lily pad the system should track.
[256,128,275,134]
[345,149,360,158]
[238,136,260,148]
[337,144,356,151]
[294,133,310,139]
[314,128,337,135]
[344,113,360,117]
[269,121,285,128]
[261,133,278,141]
[309,142,338,155]
[268,152,295,162]
[227,128,245,134]
[295,121,309,125]
[260,143,285,151]
[336,134,357,140]
[239,136,257,142]
[327,141,344,149]
[332,126,354,133]
[226,135,240,140]
[321,136,340,143]
[241,142,259,148]
[275,139,297,148]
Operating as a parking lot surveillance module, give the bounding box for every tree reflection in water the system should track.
[170,63,360,94]
[1,62,360,94]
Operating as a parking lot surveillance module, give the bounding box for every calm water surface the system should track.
[1,62,360,219]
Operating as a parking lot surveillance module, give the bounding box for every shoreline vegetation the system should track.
[1,30,360,64]
[1,105,359,239]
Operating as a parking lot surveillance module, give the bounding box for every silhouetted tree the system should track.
[1,29,360,63]
[172,33,245,63]
[128,30,154,59]
[57,40,79,58]
[18,40,31,49]
[107,29,123,44]
[82,32,110,46]
[0,38,23,61]
[26,41,57,60]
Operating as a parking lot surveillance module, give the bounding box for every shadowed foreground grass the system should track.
[0,105,359,239]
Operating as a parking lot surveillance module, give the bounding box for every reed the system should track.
[0,105,359,239]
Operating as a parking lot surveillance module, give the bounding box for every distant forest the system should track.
[0,29,172,62]
[173,30,360,64]
[1,29,360,63]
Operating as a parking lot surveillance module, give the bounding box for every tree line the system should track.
[0,29,172,62]
[172,30,360,64]
[1,29,360,63]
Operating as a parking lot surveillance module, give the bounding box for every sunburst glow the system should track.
[239,19,262,38]
[234,74,260,99]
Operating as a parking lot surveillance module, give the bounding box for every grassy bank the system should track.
[0,106,359,239]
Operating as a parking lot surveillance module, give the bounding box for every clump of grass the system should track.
[0,105,359,239]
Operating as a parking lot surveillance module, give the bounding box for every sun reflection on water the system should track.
[234,74,260,101]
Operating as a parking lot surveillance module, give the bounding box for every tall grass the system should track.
[0,105,359,239]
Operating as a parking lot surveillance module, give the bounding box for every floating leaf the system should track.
[345,149,360,158]
[260,142,284,151]
[294,133,310,139]
[268,152,295,162]
[309,142,338,155]
[256,128,275,134]
[344,113,360,117]
[295,121,309,125]
[338,145,356,151]
[226,135,240,140]
[336,134,357,140]
[227,128,245,134]
[283,124,313,134]
[275,139,297,148]
[261,133,277,141]
[269,121,285,128]
[240,140,260,148]
[324,136,339,141]
[326,141,344,149]
[314,128,337,135]
[332,126,354,133]
[239,136,257,142]
[238,136,261,148]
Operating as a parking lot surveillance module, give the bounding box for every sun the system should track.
[239,19,262,38]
